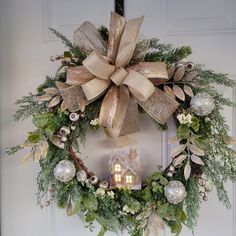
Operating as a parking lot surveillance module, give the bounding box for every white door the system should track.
[0,0,235,236]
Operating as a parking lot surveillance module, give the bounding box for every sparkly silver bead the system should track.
[89,175,98,185]
[200,191,205,197]
[190,93,215,116]
[76,170,87,182]
[176,63,184,68]
[169,165,175,172]
[167,171,173,177]
[70,126,76,131]
[198,178,206,187]
[99,180,109,189]
[204,181,213,192]
[69,113,80,122]
[54,160,76,183]
[164,181,187,204]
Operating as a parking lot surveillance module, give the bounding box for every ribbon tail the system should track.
[107,12,126,61]
[106,86,130,139]
[98,86,119,128]
[56,82,87,112]
[138,88,179,125]
[119,96,140,136]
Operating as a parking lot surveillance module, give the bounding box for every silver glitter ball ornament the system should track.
[54,160,76,182]
[76,170,87,182]
[190,93,215,116]
[164,181,187,204]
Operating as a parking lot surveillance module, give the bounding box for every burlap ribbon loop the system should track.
[58,11,179,139]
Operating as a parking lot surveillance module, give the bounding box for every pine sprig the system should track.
[185,176,201,229]
[13,94,45,121]
[201,101,236,208]
[145,38,192,63]
[196,67,236,87]
[6,144,23,155]
[98,26,109,41]
[49,28,86,63]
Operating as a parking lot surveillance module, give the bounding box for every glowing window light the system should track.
[115,174,121,182]
[114,164,121,172]
[125,175,133,184]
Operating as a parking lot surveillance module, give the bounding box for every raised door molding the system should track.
[163,0,236,35]
[43,0,113,41]
[233,80,236,236]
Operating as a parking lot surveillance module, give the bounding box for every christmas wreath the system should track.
[7,12,236,236]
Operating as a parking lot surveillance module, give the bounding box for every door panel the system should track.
[0,0,235,235]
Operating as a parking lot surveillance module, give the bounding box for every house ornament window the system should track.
[115,174,121,182]
[114,164,121,172]
[125,175,133,184]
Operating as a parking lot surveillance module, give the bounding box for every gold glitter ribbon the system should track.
[59,12,179,139]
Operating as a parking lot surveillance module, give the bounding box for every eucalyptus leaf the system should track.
[171,145,186,158]
[48,95,61,108]
[183,85,194,97]
[191,155,204,165]
[184,160,191,180]
[174,67,185,81]
[189,144,205,156]
[43,87,59,95]
[174,154,187,166]
[173,85,185,101]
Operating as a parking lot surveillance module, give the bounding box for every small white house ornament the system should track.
[109,148,141,190]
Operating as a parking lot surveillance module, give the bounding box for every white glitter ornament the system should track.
[76,170,87,182]
[54,160,76,182]
[190,93,215,116]
[164,181,187,204]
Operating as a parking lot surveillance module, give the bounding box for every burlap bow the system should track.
[57,12,179,139]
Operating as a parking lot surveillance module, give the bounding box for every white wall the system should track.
[0,0,236,236]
